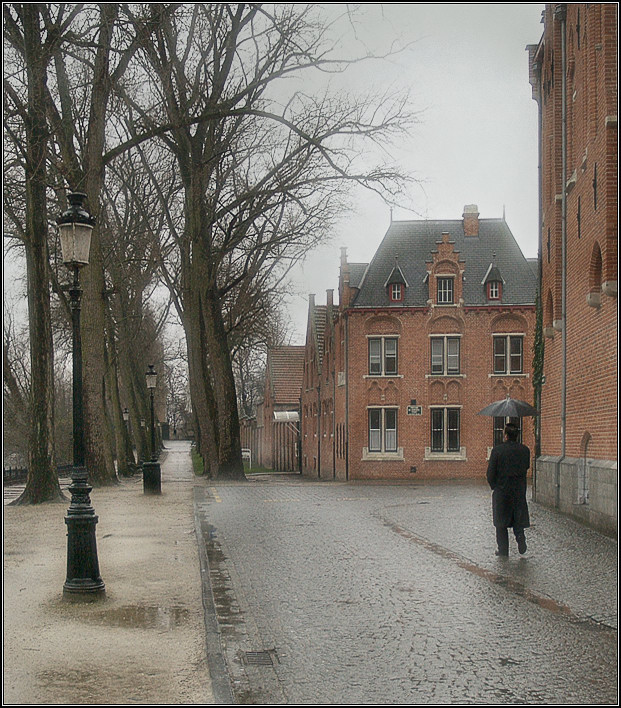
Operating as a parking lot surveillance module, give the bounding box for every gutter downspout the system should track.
[332,357,336,480]
[317,383,321,479]
[556,3,568,509]
[535,52,544,504]
[345,312,349,481]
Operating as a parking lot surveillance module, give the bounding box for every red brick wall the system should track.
[302,295,536,481]
[343,306,535,481]
[536,4,618,463]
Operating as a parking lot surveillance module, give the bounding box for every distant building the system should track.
[259,346,305,472]
[527,3,617,535]
[302,206,537,481]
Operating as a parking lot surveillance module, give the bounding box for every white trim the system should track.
[424,447,467,461]
[383,265,410,289]
[362,447,405,461]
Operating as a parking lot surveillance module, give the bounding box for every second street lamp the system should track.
[57,192,105,599]
[122,408,134,476]
[143,365,161,494]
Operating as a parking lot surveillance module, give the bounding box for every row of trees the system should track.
[3,4,415,501]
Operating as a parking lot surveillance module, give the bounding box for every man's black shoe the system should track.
[517,536,527,555]
[495,550,508,557]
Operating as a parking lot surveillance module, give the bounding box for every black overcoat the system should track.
[486,440,531,529]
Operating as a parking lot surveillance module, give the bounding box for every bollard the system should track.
[142,460,161,495]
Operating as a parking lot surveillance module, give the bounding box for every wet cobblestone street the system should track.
[195,475,617,705]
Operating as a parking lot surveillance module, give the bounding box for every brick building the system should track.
[527,4,617,534]
[302,207,538,481]
[259,346,305,472]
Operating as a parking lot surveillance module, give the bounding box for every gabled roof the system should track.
[311,304,327,365]
[352,218,536,308]
[267,346,305,405]
[481,261,504,285]
[347,263,369,289]
[384,260,409,288]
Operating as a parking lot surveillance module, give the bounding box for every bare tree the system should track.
[3,4,61,502]
[121,3,415,478]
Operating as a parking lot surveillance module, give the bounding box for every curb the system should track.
[193,484,235,704]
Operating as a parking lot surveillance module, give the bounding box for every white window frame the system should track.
[364,407,403,460]
[493,334,524,375]
[390,283,403,301]
[425,407,466,460]
[430,335,461,375]
[488,281,501,300]
[429,407,461,453]
[367,336,399,376]
[437,277,454,304]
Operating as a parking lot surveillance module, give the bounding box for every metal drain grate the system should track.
[243,650,275,666]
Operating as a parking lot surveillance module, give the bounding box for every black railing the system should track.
[3,464,73,485]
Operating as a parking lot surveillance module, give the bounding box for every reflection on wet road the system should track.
[195,478,618,705]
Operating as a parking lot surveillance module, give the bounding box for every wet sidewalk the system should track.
[3,441,215,705]
[3,453,617,704]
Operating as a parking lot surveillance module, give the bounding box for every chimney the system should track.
[463,204,479,237]
[339,247,352,308]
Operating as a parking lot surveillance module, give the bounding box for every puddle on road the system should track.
[90,605,190,629]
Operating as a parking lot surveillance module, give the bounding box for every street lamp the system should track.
[143,365,161,494]
[122,408,133,476]
[57,192,105,599]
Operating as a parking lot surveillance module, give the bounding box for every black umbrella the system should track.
[477,396,539,418]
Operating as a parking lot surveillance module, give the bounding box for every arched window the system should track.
[589,242,603,292]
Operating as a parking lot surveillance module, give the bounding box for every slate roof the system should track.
[311,305,327,365]
[347,263,369,289]
[352,219,537,308]
[267,346,305,405]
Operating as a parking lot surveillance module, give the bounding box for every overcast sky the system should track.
[4,3,547,347]
[285,2,546,342]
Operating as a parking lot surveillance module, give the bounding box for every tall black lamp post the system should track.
[57,192,105,599]
[143,365,161,494]
[122,407,134,476]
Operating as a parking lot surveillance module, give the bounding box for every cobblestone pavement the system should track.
[195,475,618,705]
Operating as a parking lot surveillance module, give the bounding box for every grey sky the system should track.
[286,3,546,341]
[4,3,547,347]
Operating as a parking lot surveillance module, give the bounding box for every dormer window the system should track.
[384,260,408,304]
[437,277,454,304]
[482,258,504,303]
[487,281,502,300]
[389,283,403,302]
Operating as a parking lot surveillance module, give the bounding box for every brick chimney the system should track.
[463,204,479,237]
[339,247,352,308]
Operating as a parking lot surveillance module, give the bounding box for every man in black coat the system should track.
[486,422,531,556]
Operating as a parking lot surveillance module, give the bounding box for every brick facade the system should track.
[260,346,304,471]
[302,210,537,481]
[527,3,617,534]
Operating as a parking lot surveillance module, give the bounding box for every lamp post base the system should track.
[143,460,161,495]
[64,467,105,599]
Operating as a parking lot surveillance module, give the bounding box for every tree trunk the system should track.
[185,273,220,478]
[103,317,129,478]
[202,286,245,479]
[15,5,62,504]
[77,5,122,485]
